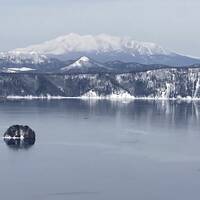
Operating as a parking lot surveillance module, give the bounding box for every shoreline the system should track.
[3,95,200,101]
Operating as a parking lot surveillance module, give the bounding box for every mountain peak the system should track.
[78,56,90,62]
[61,56,111,73]
[70,56,91,68]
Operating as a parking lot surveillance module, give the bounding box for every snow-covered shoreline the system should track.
[5,95,200,101]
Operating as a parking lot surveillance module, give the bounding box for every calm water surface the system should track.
[0,99,200,200]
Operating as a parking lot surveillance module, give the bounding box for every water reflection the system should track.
[80,99,200,119]
[0,99,200,137]
[1,99,200,200]
[4,138,35,150]
[77,99,200,134]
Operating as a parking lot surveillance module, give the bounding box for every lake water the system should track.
[0,99,200,200]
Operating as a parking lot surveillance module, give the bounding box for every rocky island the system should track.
[3,125,36,148]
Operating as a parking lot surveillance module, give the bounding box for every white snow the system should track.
[78,56,90,62]
[160,83,171,98]
[6,67,35,73]
[5,94,200,101]
[81,90,98,98]
[194,78,200,98]
[12,33,173,56]
[6,90,134,100]
[66,56,91,68]
[6,95,70,100]
[81,89,135,100]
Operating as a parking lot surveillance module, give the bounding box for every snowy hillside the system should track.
[61,56,111,73]
[1,68,200,99]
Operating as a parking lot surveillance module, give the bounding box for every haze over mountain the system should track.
[10,33,200,66]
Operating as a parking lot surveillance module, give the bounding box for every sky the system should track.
[0,0,200,57]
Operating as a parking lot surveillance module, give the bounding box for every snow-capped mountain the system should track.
[13,33,171,56]
[61,56,111,73]
[12,33,200,66]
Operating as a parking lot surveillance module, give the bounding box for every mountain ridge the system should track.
[1,55,200,74]
[13,33,172,56]
[1,68,200,99]
[7,33,200,66]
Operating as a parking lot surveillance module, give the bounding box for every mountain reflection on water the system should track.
[78,99,200,124]
[0,99,199,125]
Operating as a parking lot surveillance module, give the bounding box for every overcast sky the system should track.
[0,0,200,56]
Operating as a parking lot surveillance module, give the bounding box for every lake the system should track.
[0,99,200,200]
